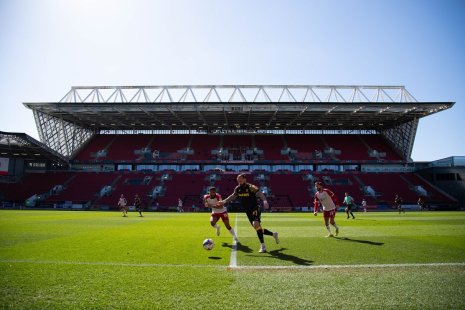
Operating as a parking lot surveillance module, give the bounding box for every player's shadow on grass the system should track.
[222,242,254,253]
[335,237,384,246]
[265,248,314,266]
[208,256,222,260]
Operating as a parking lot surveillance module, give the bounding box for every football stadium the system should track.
[1,85,465,308]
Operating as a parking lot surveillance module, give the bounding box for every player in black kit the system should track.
[217,174,279,253]
[134,194,143,217]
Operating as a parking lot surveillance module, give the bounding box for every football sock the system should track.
[263,228,273,236]
[229,228,237,238]
[332,223,339,229]
[256,229,265,243]
[326,225,331,234]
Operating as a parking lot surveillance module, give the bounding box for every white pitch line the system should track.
[229,213,239,268]
[0,260,464,270]
[229,262,465,270]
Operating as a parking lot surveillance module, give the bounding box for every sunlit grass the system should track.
[1,210,464,309]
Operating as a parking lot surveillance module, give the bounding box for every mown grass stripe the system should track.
[231,262,465,269]
[0,259,216,268]
[2,259,464,270]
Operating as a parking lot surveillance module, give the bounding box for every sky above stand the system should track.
[1,0,464,161]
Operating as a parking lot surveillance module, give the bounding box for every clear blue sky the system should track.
[1,0,464,161]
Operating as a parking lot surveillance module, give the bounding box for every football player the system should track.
[134,194,143,217]
[117,194,128,217]
[217,174,279,253]
[313,181,340,237]
[343,192,356,219]
[204,187,239,242]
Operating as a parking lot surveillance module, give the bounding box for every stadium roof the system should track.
[0,131,69,166]
[23,85,454,160]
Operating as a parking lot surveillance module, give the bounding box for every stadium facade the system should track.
[1,85,462,210]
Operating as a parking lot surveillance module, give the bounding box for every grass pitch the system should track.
[1,210,465,309]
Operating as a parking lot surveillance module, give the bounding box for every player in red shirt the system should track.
[313,181,340,237]
[117,194,128,217]
[204,187,239,242]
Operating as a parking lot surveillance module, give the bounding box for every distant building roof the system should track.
[0,131,68,166]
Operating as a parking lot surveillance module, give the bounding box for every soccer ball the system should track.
[202,238,215,250]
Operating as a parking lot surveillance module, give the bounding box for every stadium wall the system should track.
[417,166,465,209]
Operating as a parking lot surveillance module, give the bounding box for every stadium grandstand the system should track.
[1,85,462,211]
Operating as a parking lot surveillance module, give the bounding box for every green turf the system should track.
[1,210,465,309]
[235,212,465,266]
